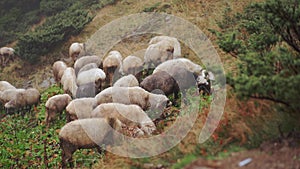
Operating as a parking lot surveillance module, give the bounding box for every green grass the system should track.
[0,85,103,168]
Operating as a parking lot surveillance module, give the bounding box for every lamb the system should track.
[103,51,123,86]
[122,55,143,81]
[140,71,179,99]
[4,88,40,113]
[149,35,181,58]
[69,42,85,62]
[45,94,72,125]
[153,58,203,75]
[76,68,106,90]
[52,61,68,83]
[95,86,171,119]
[91,103,156,136]
[144,40,174,69]
[60,67,78,98]
[74,55,102,75]
[76,82,100,98]
[113,74,139,87]
[0,47,15,66]
[0,81,16,92]
[59,117,121,168]
[65,98,97,122]
[77,63,98,75]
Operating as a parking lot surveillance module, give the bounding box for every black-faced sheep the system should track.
[45,94,72,125]
[153,58,203,75]
[122,55,143,81]
[59,117,121,168]
[69,42,85,62]
[0,47,15,66]
[76,68,106,91]
[52,61,67,83]
[0,81,16,92]
[60,67,78,98]
[113,74,139,87]
[149,36,181,58]
[196,69,215,95]
[4,88,40,113]
[65,98,97,122]
[103,51,123,86]
[91,103,156,136]
[74,55,103,75]
[95,86,171,119]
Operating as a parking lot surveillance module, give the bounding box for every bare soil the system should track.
[185,135,300,169]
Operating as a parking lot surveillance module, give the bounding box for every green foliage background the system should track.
[213,0,300,112]
[0,0,116,63]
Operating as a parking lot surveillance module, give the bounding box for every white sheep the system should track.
[0,89,25,105]
[91,103,156,136]
[153,58,203,75]
[65,97,97,122]
[76,82,99,98]
[113,74,139,87]
[77,62,98,75]
[122,55,143,80]
[76,68,106,89]
[45,94,72,125]
[69,42,85,62]
[149,35,181,58]
[0,81,16,92]
[52,61,68,83]
[61,67,78,98]
[59,117,121,168]
[103,51,123,86]
[5,88,40,113]
[95,86,171,119]
[74,55,102,75]
[144,40,174,69]
[0,47,15,66]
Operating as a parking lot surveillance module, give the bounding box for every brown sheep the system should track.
[45,94,72,125]
[140,71,179,99]
[59,117,121,168]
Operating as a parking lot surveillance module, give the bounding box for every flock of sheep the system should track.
[0,35,214,168]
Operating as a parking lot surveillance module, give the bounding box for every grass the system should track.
[0,85,103,168]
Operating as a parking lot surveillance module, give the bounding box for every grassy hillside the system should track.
[0,0,299,168]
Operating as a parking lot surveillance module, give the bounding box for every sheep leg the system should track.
[60,139,76,168]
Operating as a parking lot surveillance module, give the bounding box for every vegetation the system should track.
[212,0,300,112]
[0,0,116,63]
[0,85,103,168]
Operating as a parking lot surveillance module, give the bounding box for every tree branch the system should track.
[249,95,290,107]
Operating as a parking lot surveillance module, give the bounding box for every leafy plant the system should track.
[212,0,300,112]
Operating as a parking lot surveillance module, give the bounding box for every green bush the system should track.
[16,9,93,63]
[213,0,300,112]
